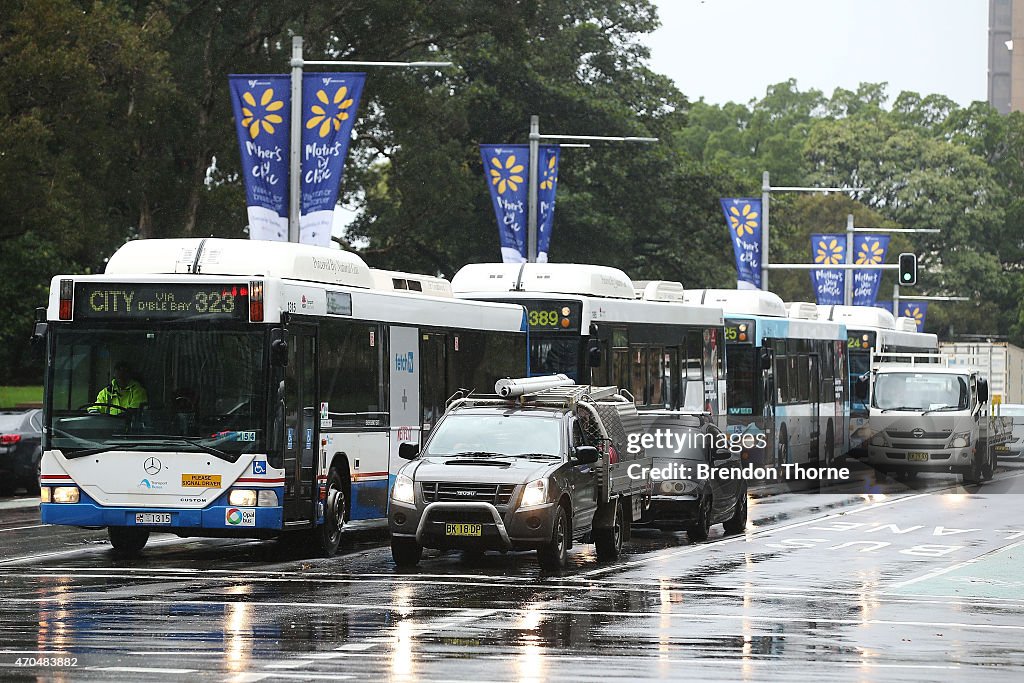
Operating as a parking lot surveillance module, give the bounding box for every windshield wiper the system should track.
[879,406,923,413]
[63,436,234,462]
[514,452,560,459]
[64,440,165,459]
[922,406,964,415]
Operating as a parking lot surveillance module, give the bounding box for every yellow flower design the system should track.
[906,306,923,323]
[539,154,557,190]
[856,241,885,265]
[728,204,759,237]
[815,238,844,265]
[240,88,285,139]
[489,155,525,195]
[306,87,356,138]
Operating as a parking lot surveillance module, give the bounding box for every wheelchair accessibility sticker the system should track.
[252,459,267,475]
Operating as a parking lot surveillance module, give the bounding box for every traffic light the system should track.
[898,252,917,286]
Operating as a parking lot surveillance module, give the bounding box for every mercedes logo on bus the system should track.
[144,457,162,475]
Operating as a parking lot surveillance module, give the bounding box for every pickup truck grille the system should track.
[421,482,516,506]
[887,430,950,440]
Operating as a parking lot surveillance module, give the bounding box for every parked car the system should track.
[0,409,43,495]
[995,404,1024,459]
[636,411,748,540]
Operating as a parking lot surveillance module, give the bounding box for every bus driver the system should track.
[92,361,148,415]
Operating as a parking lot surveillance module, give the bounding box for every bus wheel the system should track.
[314,467,346,557]
[594,500,624,560]
[108,527,149,555]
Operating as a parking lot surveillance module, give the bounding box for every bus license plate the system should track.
[445,523,481,537]
[135,513,171,525]
[907,452,929,462]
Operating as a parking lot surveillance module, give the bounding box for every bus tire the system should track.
[777,425,789,469]
[594,500,624,560]
[108,526,149,555]
[313,466,346,557]
[391,537,423,567]
[825,421,835,467]
[537,505,570,570]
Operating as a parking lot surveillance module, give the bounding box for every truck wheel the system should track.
[391,537,423,567]
[723,487,748,535]
[962,453,983,486]
[108,527,149,555]
[982,445,995,482]
[685,494,712,542]
[594,500,624,560]
[537,506,569,570]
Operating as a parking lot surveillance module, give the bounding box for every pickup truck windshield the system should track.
[425,414,562,458]
[873,372,969,412]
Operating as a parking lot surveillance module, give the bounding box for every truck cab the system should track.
[388,376,651,569]
[861,353,1010,484]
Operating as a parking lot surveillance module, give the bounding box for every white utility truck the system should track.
[860,353,1011,484]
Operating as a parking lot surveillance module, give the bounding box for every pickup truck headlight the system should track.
[948,431,972,449]
[391,473,414,504]
[870,432,890,447]
[520,478,548,508]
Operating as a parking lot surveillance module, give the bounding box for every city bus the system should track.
[818,305,939,454]
[452,263,727,419]
[683,290,849,468]
[35,238,528,556]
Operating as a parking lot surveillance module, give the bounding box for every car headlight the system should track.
[948,431,972,449]
[659,480,697,495]
[520,478,548,508]
[391,473,415,504]
[52,486,79,504]
[228,489,258,507]
[870,432,890,447]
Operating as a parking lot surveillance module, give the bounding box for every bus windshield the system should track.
[725,345,755,415]
[873,372,969,412]
[48,326,267,459]
[531,337,582,381]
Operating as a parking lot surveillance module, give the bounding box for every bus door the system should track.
[808,352,821,461]
[420,332,448,437]
[283,324,317,523]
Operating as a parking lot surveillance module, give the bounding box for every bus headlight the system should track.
[948,432,972,449]
[257,490,279,507]
[40,487,51,503]
[870,432,890,447]
[228,489,258,507]
[520,479,547,508]
[391,473,415,504]
[52,487,79,504]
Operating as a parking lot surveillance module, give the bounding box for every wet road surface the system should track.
[1,463,1023,681]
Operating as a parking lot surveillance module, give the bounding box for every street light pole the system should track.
[525,116,658,262]
[287,36,453,243]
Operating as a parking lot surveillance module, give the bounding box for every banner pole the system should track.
[288,36,304,244]
[761,171,770,291]
[527,116,540,263]
[844,214,854,306]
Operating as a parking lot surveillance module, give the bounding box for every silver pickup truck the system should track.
[388,377,651,570]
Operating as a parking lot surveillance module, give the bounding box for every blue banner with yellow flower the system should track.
[899,301,928,332]
[299,73,365,246]
[852,234,890,306]
[229,73,365,245]
[810,233,846,305]
[481,144,560,263]
[229,75,291,241]
[720,199,761,289]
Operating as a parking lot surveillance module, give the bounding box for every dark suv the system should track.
[388,384,650,569]
[0,409,43,495]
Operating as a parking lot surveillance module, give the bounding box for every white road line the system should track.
[0,524,47,533]
[95,666,198,674]
[887,539,1024,589]
[579,492,932,578]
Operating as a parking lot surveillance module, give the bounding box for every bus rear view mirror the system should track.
[270,328,288,367]
[587,341,602,368]
[30,322,48,347]
[760,349,772,371]
[398,442,420,460]
[854,376,868,401]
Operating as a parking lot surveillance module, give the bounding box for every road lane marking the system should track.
[0,524,47,533]
[96,666,198,674]
[887,539,1024,589]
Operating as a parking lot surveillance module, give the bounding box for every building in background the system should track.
[988,0,1024,113]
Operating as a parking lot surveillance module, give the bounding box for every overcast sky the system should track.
[646,0,989,107]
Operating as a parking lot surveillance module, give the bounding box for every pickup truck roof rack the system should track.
[448,383,623,412]
[870,351,948,372]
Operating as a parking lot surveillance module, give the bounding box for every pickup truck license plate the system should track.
[907,452,928,462]
[135,513,171,525]
[995,444,1009,452]
[445,523,481,537]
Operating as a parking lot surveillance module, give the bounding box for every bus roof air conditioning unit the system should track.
[452,263,635,300]
[682,289,788,318]
[786,302,819,320]
[634,280,685,302]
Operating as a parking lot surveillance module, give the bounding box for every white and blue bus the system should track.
[452,263,727,418]
[818,305,938,454]
[684,290,849,468]
[36,238,528,556]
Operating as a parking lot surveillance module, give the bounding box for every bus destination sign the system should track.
[724,320,754,344]
[73,283,250,320]
[522,300,581,333]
